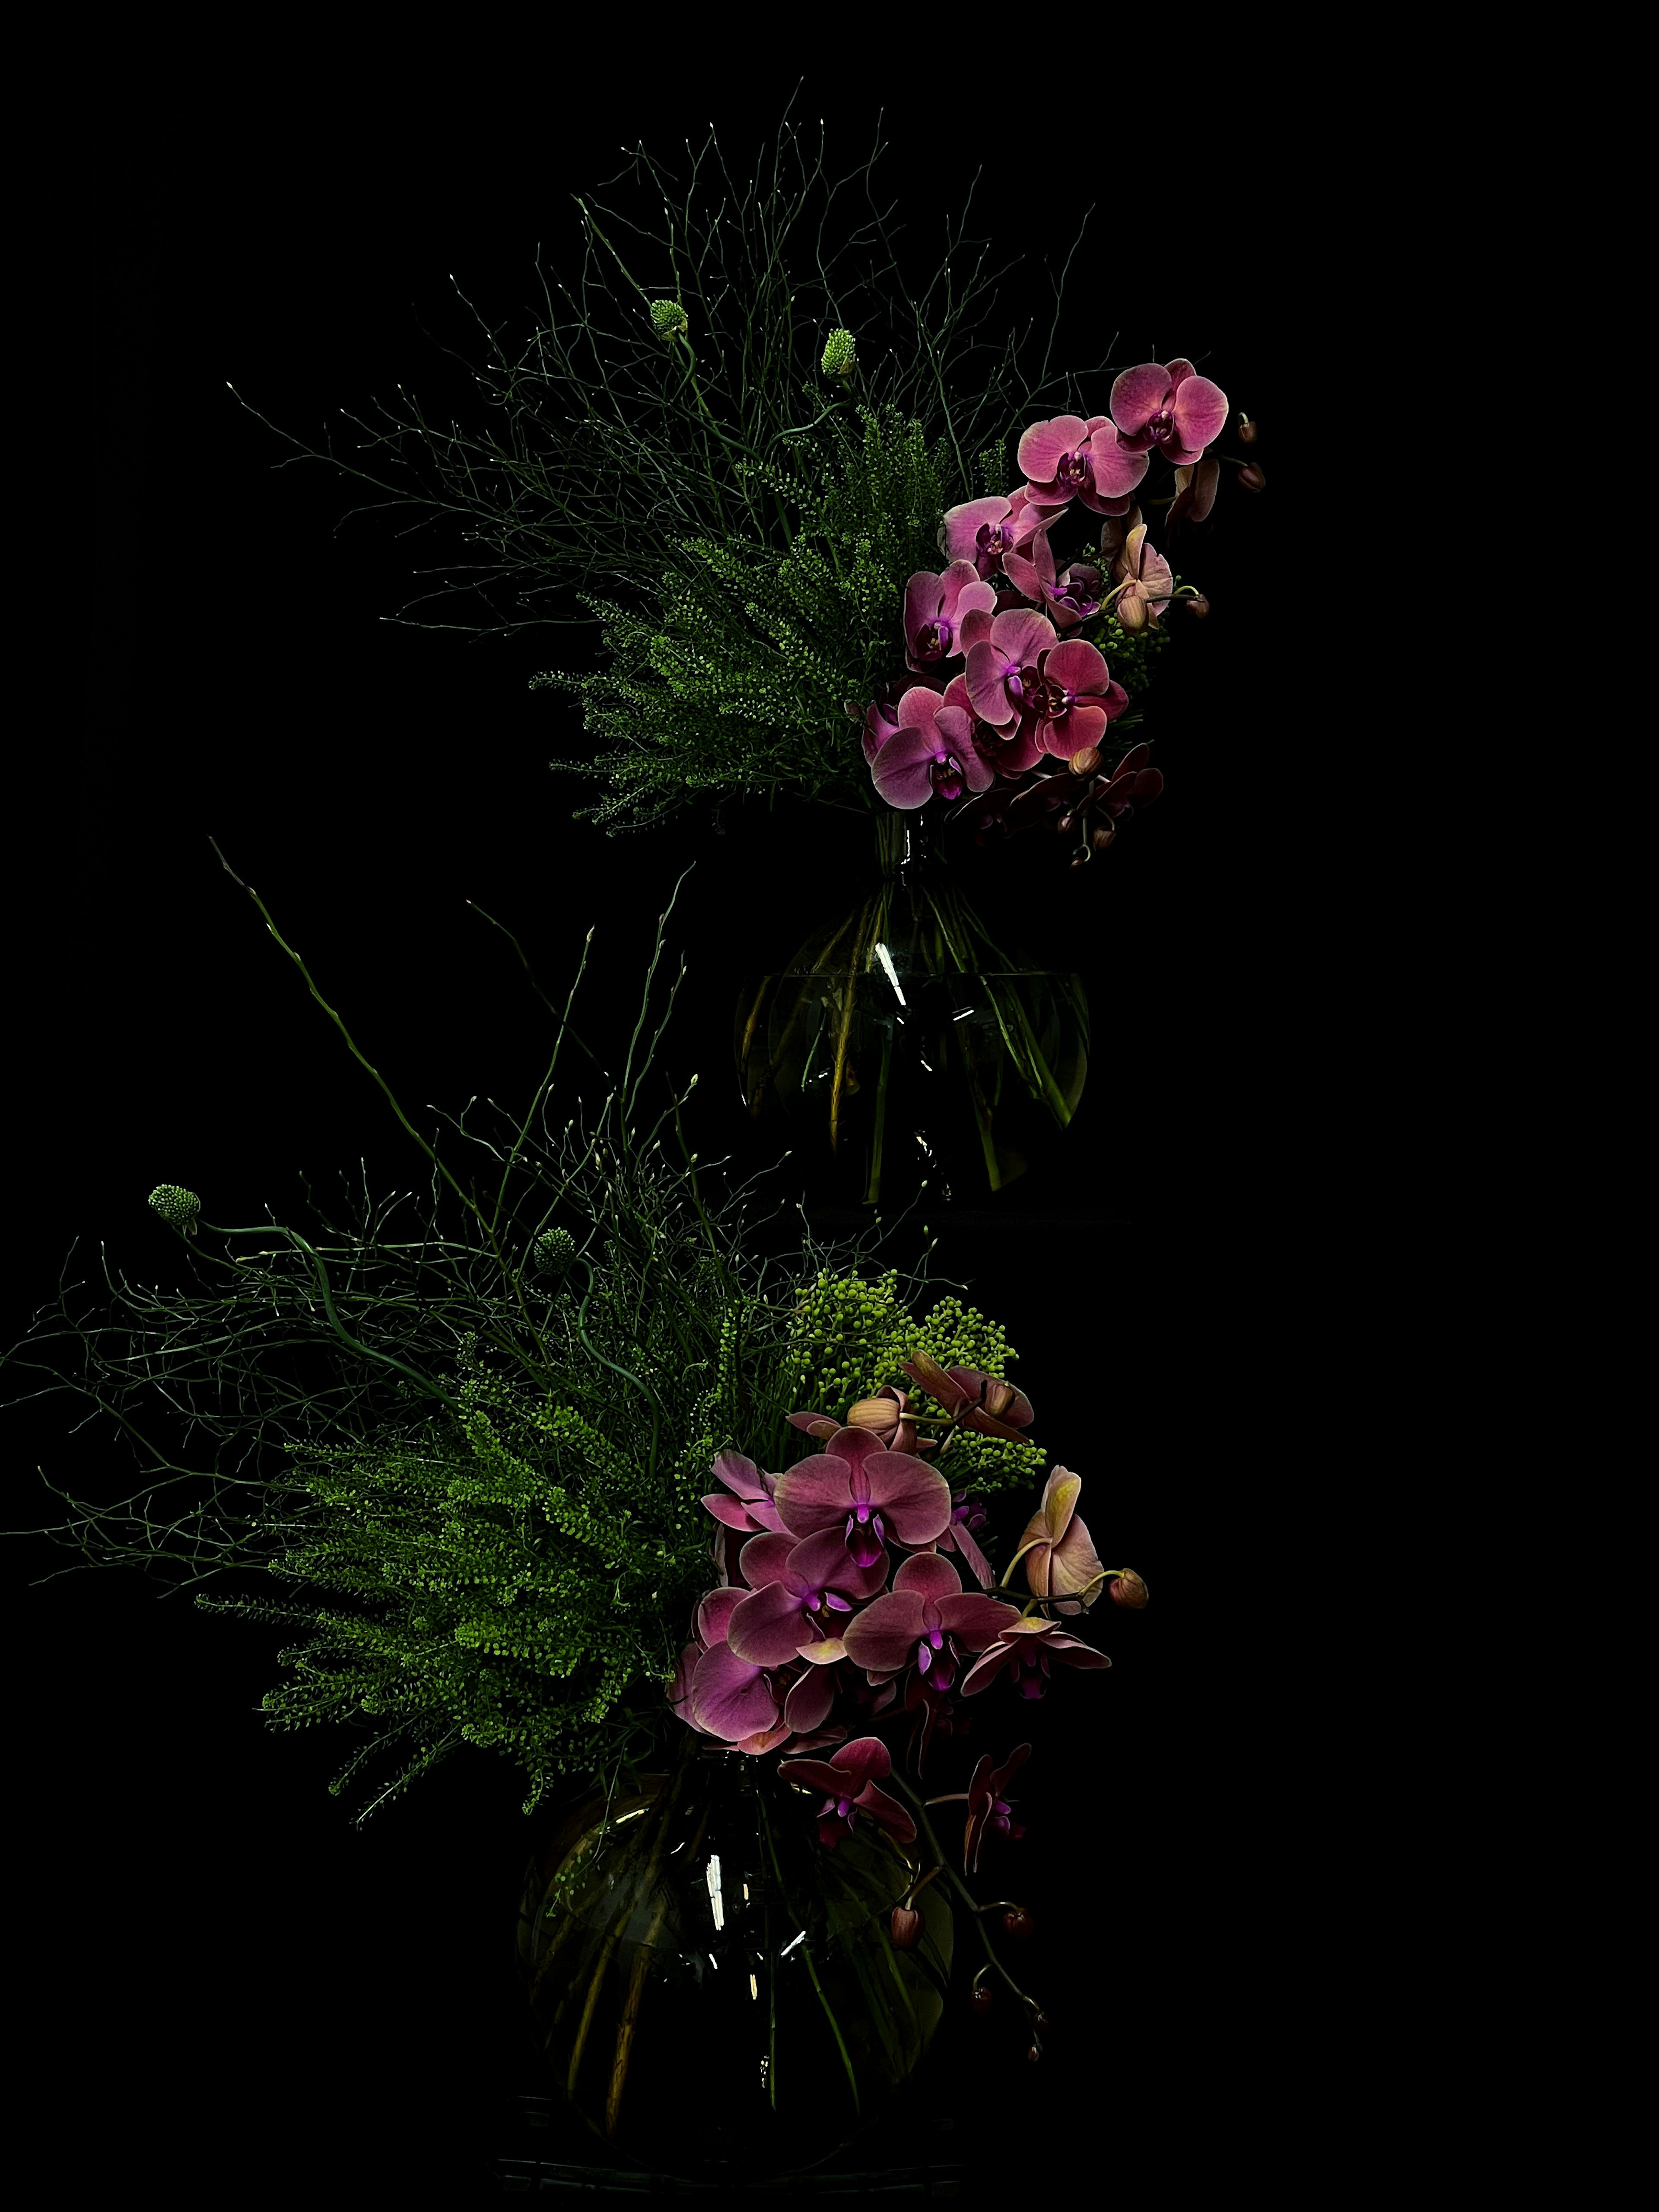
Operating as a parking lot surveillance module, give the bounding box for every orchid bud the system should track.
[1109,1569,1149,1609]
[846,1398,896,1432]
[1026,2045,1042,2064]
[970,1985,994,2016]
[1091,825,1116,853]
[649,298,689,343]
[1183,591,1211,619]
[890,1905,923,1950]
[1237,413,1258,445]
[983,1380,1016,1419]
[148,1184,200,1235]
[1068,744,1102,779]
[1117,591,1148,634]
[1002,1907,1034,1939]
[821,327,858,380]
[1238,463,1266,493]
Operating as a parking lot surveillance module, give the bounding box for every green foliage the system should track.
[1093,604,1177,702]
[976,445,1008,499]
[784,1269,1044,1499]
[534,402,961,836]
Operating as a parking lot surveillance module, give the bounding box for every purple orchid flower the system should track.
[1001,528,1105,632]
[964,607,1128,767]
[904,560,999,674]
[938,489,1065,584]
[701,1449,787,1541]
[849,674,945,769]
[682,1586,797,1750]
[869,681,997,811]
[958,1615,1113,1700]
[725,1527,889,1668]
[1016,413,1147,518]
[684,1581,849,1749]
[1096,741,1164,821]
[772,1424,954,1568]
[699,1446,789,1586]
[1109,359,1229,468]
[839,1550,1021,1683]
[777,1734,917,1851]
[963,1744,1030,1875]
[900,1354,1037,1445]
[936,1489,995,1590]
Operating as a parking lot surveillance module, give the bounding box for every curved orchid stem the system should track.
[888,1776,1045,2020]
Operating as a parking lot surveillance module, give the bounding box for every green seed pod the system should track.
[820,327,857,379]
[148,1184,200,1235]
[531,1227,577,1278]
[650,298,690,343]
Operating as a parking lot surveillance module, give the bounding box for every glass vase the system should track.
[735,810,1089,1207]
[515,1729,954,2185]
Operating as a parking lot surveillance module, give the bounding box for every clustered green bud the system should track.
[977,446,1007,499]
[649,298,690,343]
[1096,604,1175,699]
[820,328,857,380]
[147,1184,200,1235]
[784,1270,1043,1497]
[531,1227,577,1278]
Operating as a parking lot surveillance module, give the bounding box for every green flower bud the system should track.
[820,328,857,380]
[532,1227,577,1278]
[650,298,690,343]
[148,1184,200,1235]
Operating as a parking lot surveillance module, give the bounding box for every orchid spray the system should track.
[671,1342,1147,2072]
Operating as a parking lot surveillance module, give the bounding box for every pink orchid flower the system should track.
[1109,359,1229,467]
[963,606,1128,765]
[724,1526,889,1669]
[903,561,999,674]
[870,681,996,810]
[958,1615,1112,1700]
[840,1550,1021,1683]
[777,1734,917,1850]
[1016,413,1147,518]
[772,1424,954,1568]
[1001,528,1105,632]
[938,489,1065,583]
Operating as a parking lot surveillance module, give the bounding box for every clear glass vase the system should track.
[515,1729,954,2184]
[735,810,1089,1207]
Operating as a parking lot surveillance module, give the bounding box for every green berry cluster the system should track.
[649,298,690,342]
[147,1184,200,1233]
[782,1270,1043,1497]
[1094,604,1175,700]
[820,327,857,378]
[531,1227,577,1279]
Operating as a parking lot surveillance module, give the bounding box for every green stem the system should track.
[759,1788,861,2122]
[888,1777,1036,2015]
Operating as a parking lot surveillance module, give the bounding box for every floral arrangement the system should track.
[229,112,1263,861]
[670,1351,1147,2053]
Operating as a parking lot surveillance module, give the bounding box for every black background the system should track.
[11,73,1322,2203]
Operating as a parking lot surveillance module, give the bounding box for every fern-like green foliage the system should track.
[534,400,963,835]
[193,1262,1040,1828]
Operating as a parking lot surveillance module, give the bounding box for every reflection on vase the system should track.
[516,1730,953,2184]
[735,811,1088,1206]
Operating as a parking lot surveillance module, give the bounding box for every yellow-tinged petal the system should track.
[796,1637,848,1664]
